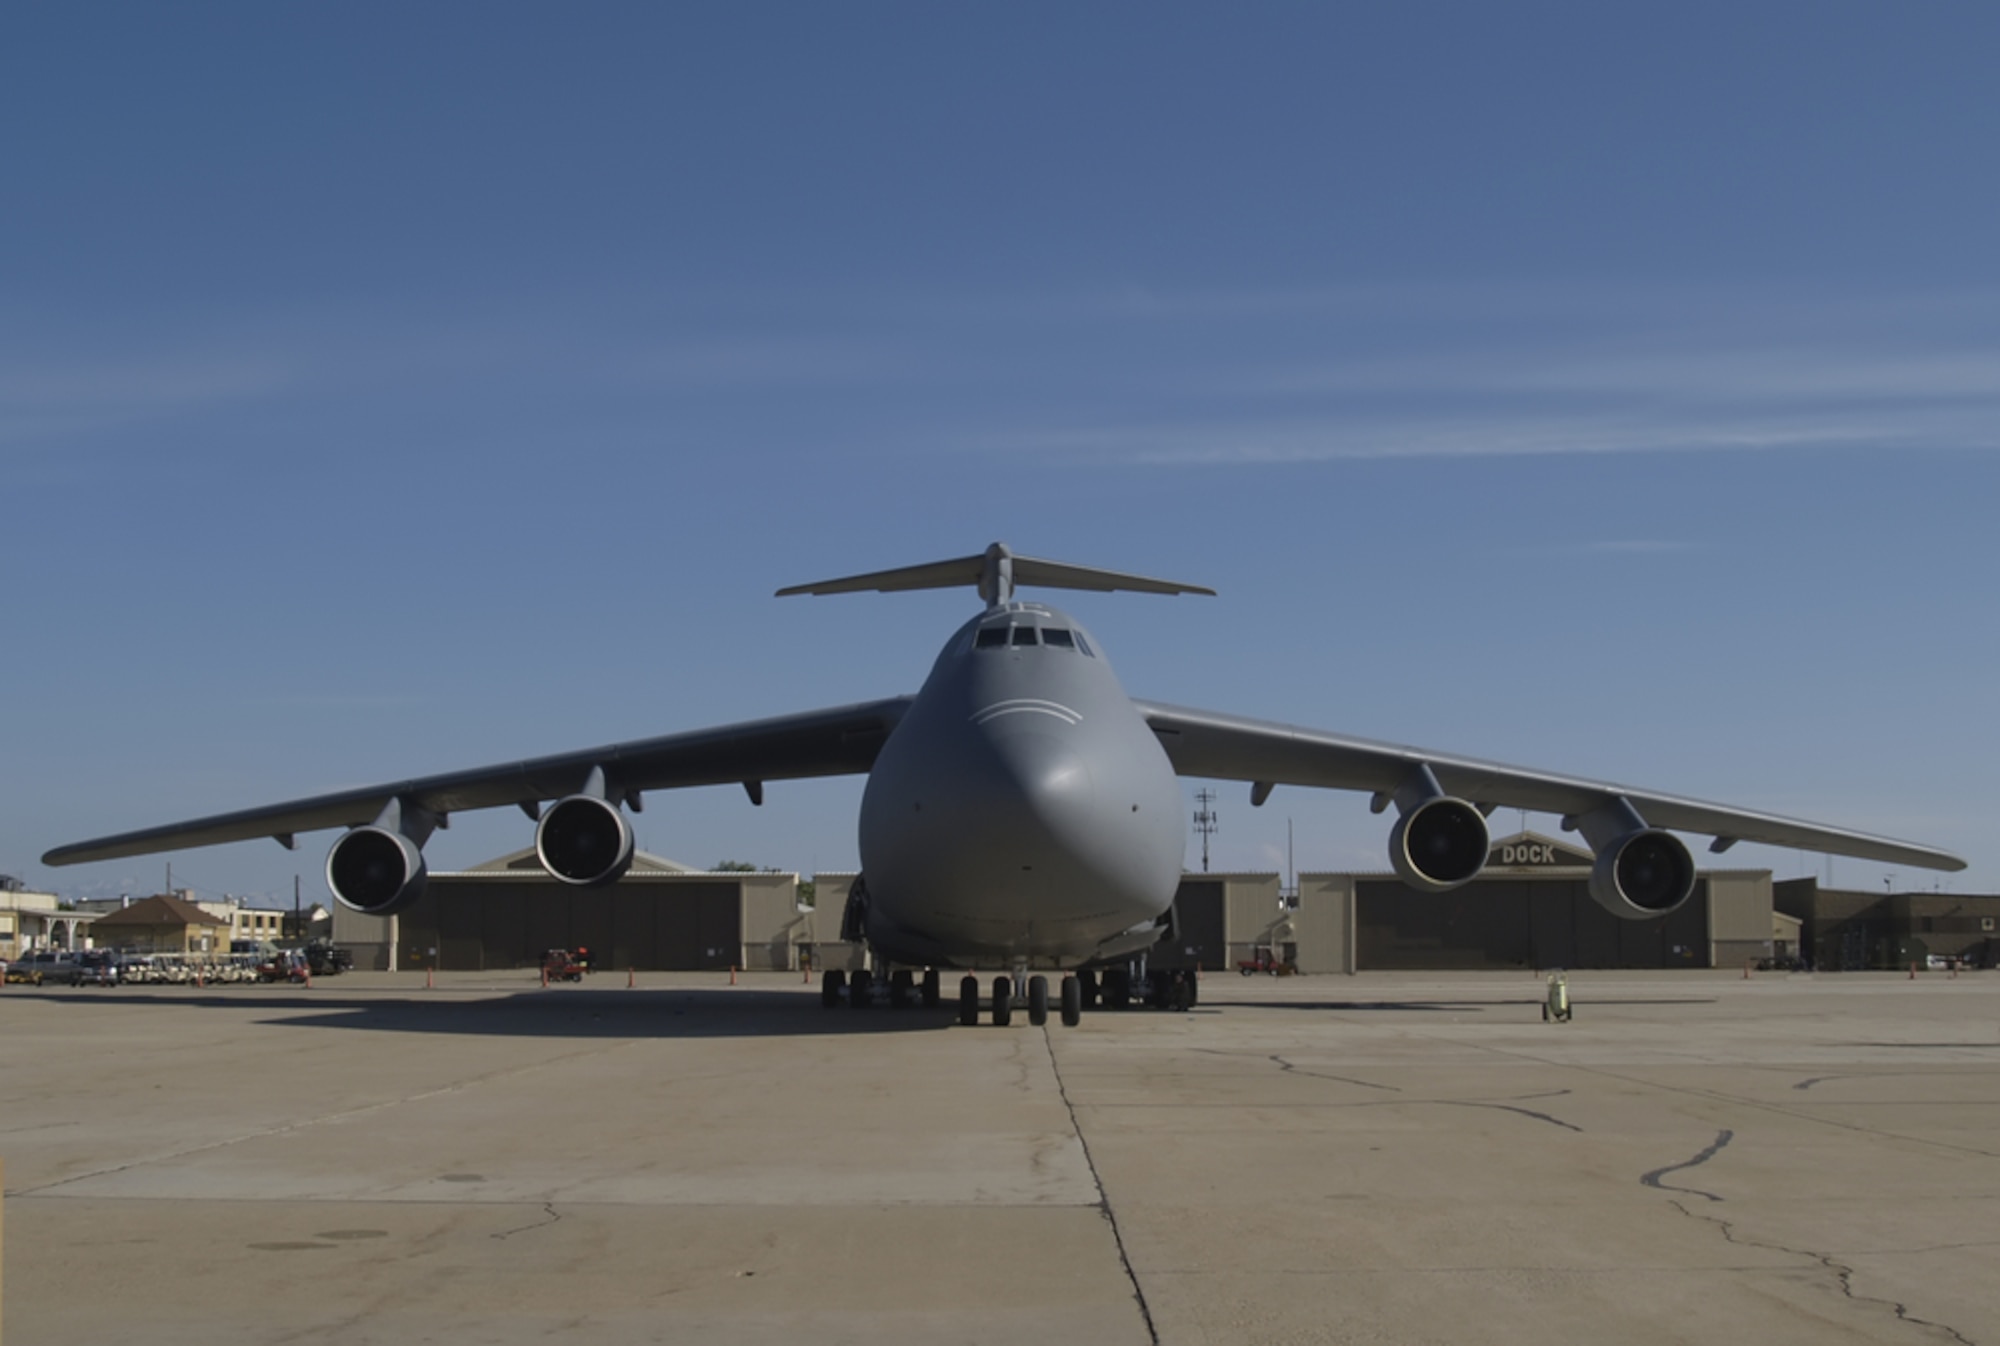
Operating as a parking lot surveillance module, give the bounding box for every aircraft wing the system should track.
[1134,700,1965,872]
[42,696,914,867]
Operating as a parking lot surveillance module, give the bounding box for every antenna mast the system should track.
[1193,788,1219,874]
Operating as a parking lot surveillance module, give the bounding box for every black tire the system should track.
[1240,966,1254,976]
[889,968,913,1009]
[992,976,1012,1027]
[822,969,846,1009]
[1060,975,1082,1027]
[1027,975,1050,1026]
[921,968,941,1008]
[1103,968,1130,1010]
[849,967,872,1009]
[1079,969,1099,1007]
[958,974,980,1026]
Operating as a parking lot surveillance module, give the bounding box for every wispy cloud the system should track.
[0,355,294,445]
[985,407,1966,465]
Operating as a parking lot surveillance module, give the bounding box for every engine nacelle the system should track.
[1389,796,1490,892]
[1587,829,1696,919]
[326,826,429,915]
[535,794,635,887]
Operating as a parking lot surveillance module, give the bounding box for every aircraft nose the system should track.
[986,726,1095,823]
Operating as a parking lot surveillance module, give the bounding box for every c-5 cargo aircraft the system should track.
[46,543,1963,1027]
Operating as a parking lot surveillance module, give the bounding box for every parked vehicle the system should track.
[73,950,124,986]
[1236,947,1297,976]
[542,948,587,983]
[303,942,353,976]
[258,952,309,983]
[8,950,81,984]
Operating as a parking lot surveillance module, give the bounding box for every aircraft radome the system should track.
[45,543,1964,1028]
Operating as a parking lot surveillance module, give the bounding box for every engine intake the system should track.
[1587,828,1695,919]
[326,826,429,915]
[536,794,635,886]
[1389,796,1490,892]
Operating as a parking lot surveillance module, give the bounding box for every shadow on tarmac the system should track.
[22,987,952,1038]
[14,986,1722,1036]
[1210,997,1719,1013]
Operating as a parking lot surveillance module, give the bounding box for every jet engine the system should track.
[1388,795,1490,892]
[326,826,429,915]
[535,793,635,886]
[1587,828,1696,919]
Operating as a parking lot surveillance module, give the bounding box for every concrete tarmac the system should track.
[3,969,1997,1345]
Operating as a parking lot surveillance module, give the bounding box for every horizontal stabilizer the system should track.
[778,541,1215,605]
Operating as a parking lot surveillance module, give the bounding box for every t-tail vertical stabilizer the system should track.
[776,541,1216,607]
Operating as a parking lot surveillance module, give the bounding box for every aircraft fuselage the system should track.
[858,602,1185,966]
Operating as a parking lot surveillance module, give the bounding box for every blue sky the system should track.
[5,3,1996,905]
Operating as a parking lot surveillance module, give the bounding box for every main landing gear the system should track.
[821,966,940,1010]
[823,962,1193,1027]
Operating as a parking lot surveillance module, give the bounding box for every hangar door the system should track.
[402,879,743,971]
[1155,879,1228,970]
[1355,878,1709,970]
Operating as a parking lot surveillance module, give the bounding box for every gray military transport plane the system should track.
[46,543,1964,1028]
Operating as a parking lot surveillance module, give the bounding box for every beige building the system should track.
[1212,830,1776,972]
[328,831,1778,975]
[2,879,99,955]
[334,850,827,973]
[89,893,231,954]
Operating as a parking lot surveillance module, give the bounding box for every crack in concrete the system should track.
[1258,1055,1582,1131]
[1043,1027,1159,1346]
[1265,1053,1400,1091]
[1667,1198,1979,1345]
[1437,1099,1584,1132]
[1641,1128,1733,1202]
[1399,1029,2000,1161]
[490,1202,563,1241]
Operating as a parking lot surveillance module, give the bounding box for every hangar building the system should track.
[342,831,1788,974]
[1776,878,2000,970]
[335,850,823,973]
[1145,831,1778,973]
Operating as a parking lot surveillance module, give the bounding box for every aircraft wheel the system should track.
[921,968,941,1008]
[1079,969,1099,1007]
[821,969,846,1009]
[958,975,980,1026]
[849,968,872,1008]
[889,968,913,1009]
[1060,975,1082,1027]
[992,976,1013,1027]
[1027,975,1050,1026]
[1103,968,1131,1010]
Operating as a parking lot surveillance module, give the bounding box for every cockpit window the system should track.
[1010,626,1040,646]
[1073,631,1094,657]
[1041,628,1076,649]
[974,626,1008,649]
